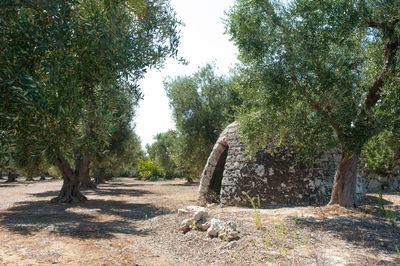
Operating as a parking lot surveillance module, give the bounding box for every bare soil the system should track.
[0,177,399,265]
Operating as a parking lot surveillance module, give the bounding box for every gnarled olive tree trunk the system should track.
[329,151,358,207]
[51,157,87,203]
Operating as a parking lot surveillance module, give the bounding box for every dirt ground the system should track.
[0,177,399,265]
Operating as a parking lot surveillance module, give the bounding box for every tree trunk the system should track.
[51,158,87,203]
[79,157,96,190]
[40,173,46,180]
[104,173,113,181]
[95,174,105,184]
[6,170,17,182]
[26,176,34,181]
[95,168,106,184]
[328,151,358,208]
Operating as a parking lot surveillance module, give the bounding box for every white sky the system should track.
[135,0,238,148]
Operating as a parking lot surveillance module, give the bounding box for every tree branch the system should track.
[291,77,342,138]
[359,33,399,117]
[56,156,74,180]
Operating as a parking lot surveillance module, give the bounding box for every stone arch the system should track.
[198,140,229,204]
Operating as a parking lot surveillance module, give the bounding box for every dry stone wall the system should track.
[364,166,400,192]
[198,122,366,207]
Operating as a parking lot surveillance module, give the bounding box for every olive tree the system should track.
[165,64,241,179]
[226,0,400,207]
[91,88,144,184]
[0,0,181,202]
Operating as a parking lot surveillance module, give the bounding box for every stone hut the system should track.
[198,122,365,207]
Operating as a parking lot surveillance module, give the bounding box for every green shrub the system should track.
[137,159,163,181]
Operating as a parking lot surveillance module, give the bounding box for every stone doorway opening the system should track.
[205,143,228,203]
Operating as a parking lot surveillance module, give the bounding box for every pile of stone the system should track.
[178,206,239,242]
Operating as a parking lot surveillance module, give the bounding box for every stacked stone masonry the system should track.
[198,122,366,207]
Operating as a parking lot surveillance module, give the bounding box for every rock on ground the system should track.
[207,218,225,237]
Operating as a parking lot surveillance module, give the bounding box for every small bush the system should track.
[137,159,163,180]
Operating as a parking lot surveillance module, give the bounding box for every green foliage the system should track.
[0,132,12,171]
[48,165,62,179]
[147,130,179,178]
[13,137,48,177]
[361,130,400,176]
[226,0,400,160]
[137,159,162,181]
[92,127,144,179]
[0,0,181,181]
[164,64,242,178]
[90,83,144,179]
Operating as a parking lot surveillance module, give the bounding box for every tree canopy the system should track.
[147,130,179,178]
[164,64,241,179]
[0,0,181,202]
[226,0,400,206]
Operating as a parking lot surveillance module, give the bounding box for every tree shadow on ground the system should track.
[98,182,149,188]
[86,187,154,197]
[0,178,57,188]
[294,214,400,257]
[288,194,400,259]
[358,194,400,220]
[0,183,19,188]
[0,187,170,239]
[363,194,394,205]
[160,182,199,187]
[30,187,154,199]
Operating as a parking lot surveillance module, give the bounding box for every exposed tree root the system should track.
[53,157,88,204]
[51,192,87,203]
